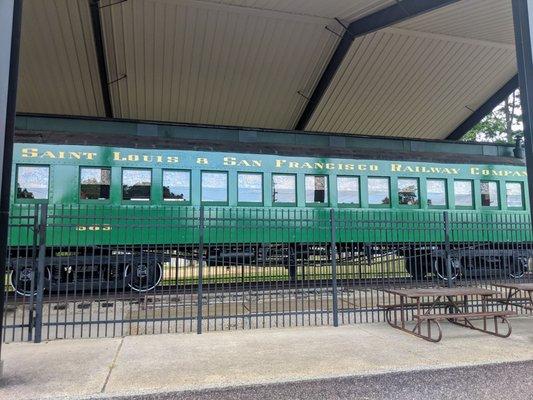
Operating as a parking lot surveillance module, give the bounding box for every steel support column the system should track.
[0,0,23,374]
[512,0,533,216]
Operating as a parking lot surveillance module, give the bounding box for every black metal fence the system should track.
[3,204,532,342]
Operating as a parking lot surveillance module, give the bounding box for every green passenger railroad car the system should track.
[8,140,532,295]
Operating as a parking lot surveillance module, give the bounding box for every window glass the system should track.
[122,169,151,201]
[454,180,473,207]
[80,167,111,200]
[337,176,359,205]
[305,175,328,204]
[398,178,419,205]
[506,182,523,208]
[480,181,499,207]
[272,174,296,204]
[238,173,262,203]
[427,179,446,207]
[368,177,390,205]
[163,170,190,202]
[201,172,227,203]
[17,165,49,200]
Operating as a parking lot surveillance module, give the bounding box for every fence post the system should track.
[330,209,339,327]
[26,205,40,341]
[196,206,205,334]
[443,211,454,288]
[34,203,48,343]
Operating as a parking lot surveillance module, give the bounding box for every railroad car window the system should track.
[337,176,360,205]
[16,165,49,200]
[397,178,419,206]
[201,171,228,203]
[122,169,151,201]
[238,173,263,203]
[305,175,328,204]
[272,174,296,204]
[506,182,524,208]
[80,167,111,200]
[480,181,499,207]
[427,179,446,207]
[163,170,190,202]
[454,180,473,207]
[368,177,390,206]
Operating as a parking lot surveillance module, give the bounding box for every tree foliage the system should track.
[462,90,522,143]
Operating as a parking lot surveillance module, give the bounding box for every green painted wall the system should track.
[7,142,530,247]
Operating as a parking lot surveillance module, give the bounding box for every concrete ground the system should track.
[104,361,533,400]
[0,317,532,400]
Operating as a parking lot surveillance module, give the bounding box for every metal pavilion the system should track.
[2,0,533,365]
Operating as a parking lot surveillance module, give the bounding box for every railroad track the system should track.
[5,275,532,305]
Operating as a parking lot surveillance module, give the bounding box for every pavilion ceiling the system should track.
[16,0,518,140]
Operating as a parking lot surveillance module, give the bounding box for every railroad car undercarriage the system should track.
[9,242,532,296]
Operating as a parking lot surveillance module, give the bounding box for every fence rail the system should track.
[3,204,532,342]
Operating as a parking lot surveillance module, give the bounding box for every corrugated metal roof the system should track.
[198,0,395,20]
[397,0,515,45]
[14,0,520,141]
[100,0,342,128]
[17,0,105,117]
[304,0,517,139]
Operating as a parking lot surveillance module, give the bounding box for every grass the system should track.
[162,254,408,286]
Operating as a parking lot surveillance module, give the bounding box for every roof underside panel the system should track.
[14,0,519,141]
[99,0,343,129]
[304,0,518,139]
[396,0,515,45]
[16,0,105,117]
[197,0,396,20]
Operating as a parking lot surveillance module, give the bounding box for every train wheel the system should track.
[508,257,528,279]
[124,262,163,292]
[9,266,50,297]
[433,257,460,281]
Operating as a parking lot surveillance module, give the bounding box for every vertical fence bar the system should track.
[34,204,48,343]
[443,211,453,288]
[330,209,339,327]
[196,206,205,334]
[26,205,40,342]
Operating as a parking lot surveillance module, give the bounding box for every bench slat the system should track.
[414,311,516,321]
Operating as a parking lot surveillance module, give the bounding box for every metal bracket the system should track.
[296,90,312,102]
[108,74,127,86]
[325,18,354,39]
[99,0,128,9]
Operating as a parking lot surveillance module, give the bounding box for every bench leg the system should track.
[447,316,512,338]
[385,307,443,342]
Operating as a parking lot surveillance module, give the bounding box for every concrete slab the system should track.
[98,361,533,400]
[0,318,531,400]
[0,337,122,400]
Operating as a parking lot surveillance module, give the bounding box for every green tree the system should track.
[462,89,522,143]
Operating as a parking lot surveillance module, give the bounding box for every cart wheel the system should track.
[508,257,528,279]
[124,262,163,292]
[9,266,51,296]
[433,257,460,281]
